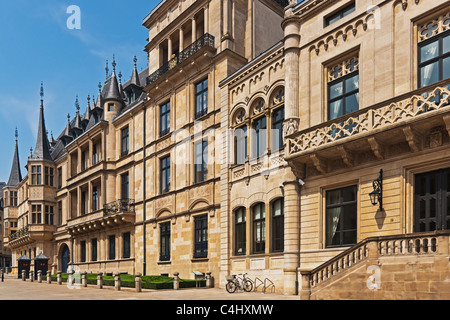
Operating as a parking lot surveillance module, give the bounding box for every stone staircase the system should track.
[299,230,450,300]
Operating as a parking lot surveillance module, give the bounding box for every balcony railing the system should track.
[286,80,450,159]
[103,199,135,216]
[8,226,28,242]
[146,33,215,86]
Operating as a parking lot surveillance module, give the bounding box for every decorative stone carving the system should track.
[283,118,300,137]
[328,53,359,82]
[429,127,443,148]
[418,12,450,43]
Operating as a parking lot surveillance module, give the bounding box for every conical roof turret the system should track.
[31,82,53,162]
[7,128,22,187]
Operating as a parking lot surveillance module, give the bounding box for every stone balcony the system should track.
[285,79,450,176]
[67,199,135,235]
[6,224,56,249]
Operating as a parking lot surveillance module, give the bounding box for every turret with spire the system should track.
[7,127,22,187]
[30,82,53,162]
[103,55,123,104]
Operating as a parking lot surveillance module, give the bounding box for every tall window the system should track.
[234,207,246,255]
[92,143,98,165]
[123,232,131,259]
[31,166,41,185]
[9,191,17,207]
[418,31,450,88]
[91,239,97,262]
[328,72,359,120]
[58,167,62,189]
[44,167,54,186]
[81,150,86,171]
[195,78,208,118]
[121,172,129,200]
[325,2,355,26]
[160,101,170,137]
[92,186,98,211]
[160,156,171,194]
[234,125,248,165]
[108,235,115,260]
[80,241,86,262]
[252,117,267,159]
[194,139,208,183]
[271,107,285,152]
[32,205,42,224]
[160,222,171,261]
[81,191,87,215]
[252,203,265,254]
[121,126,129,157]
[326,185,357,247]
[58,201,63,225]
[272,198,284,252]
[44,205,54,225]
[194,215,208,258]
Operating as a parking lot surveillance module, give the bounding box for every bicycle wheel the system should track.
[243,279,253,292]
[226,281,237,293]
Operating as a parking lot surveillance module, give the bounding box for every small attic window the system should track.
[325,2,355,27]
[108,103,115,111]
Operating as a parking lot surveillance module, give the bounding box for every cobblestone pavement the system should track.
[0,275,299,301]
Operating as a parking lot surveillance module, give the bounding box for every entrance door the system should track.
[61,246,70,273]
[415,168,450,232]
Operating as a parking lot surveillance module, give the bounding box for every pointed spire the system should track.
[105,59,109,80]
[31,82,53,162]
[118,71,125,99]
[84,94,92,121]
[104,55,122,103]
[7,127,22,186]
[95,82,103,110]
[130,56,141,87]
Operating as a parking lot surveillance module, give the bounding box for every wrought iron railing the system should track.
[8,226,28,242]
[146,33,215,86]
[103,199,135,216]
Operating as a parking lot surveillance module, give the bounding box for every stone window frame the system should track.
[325,51,360,121]
[415,8,450,90]
[230,86,286,164]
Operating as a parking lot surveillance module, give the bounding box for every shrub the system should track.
[45,273,206,289]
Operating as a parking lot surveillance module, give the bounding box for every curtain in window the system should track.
[422,62,437,87]
[330,99,343,120]
[326,207,341,245]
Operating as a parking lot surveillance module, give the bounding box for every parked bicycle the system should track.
[225,273,253,293]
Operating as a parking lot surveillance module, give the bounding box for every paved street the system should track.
[0,274,299,301]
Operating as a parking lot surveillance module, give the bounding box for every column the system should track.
[168,37,173,59]
[204,6,209,34]
[179,28,184,51]
[282,180,300,295]
[192,18,197,42]
[282,13,301,139]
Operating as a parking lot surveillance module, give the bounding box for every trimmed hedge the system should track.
[46,273,206,289]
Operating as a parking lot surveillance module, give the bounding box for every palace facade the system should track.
[2,0,450,298]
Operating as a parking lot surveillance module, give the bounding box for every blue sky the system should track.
[0,0,159,182]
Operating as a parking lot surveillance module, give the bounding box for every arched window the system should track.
[252,203,265,254]
[234,207,246,255]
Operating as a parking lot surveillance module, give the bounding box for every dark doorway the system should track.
[60,245,70,273]
[415,168,450,232]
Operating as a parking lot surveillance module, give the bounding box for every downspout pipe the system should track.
[142,103,147,276]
